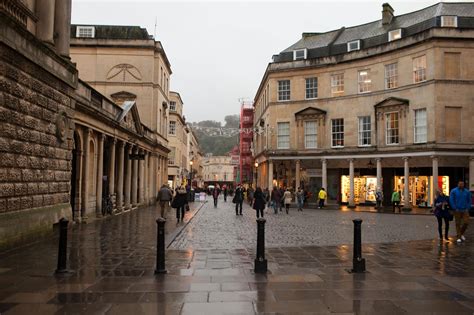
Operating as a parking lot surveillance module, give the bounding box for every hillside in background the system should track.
[190,115,239,156]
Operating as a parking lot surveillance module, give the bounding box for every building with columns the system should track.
[253,2,474,209]
[202,155,235,186]
[167,91,189,189]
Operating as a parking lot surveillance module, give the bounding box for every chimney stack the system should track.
[382,3,394,25]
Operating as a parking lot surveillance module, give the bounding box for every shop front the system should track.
[341,175,378,205]
[394,175,450,207]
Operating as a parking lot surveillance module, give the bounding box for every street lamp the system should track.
[189,160,194,186]
[254,162,259,188]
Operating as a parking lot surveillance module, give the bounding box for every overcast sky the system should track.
[72,0,466,122]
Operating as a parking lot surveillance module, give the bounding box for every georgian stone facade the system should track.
[253,3,474,209]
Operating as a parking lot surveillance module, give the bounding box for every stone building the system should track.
[0,0,77,249]
[253,3,474,209]
[202,156,235,186]
[188,129,204,188]
[167,91,189,189]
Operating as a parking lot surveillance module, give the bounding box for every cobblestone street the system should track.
[170,196,440,250]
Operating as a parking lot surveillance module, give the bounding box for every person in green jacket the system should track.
[391,190,402,213]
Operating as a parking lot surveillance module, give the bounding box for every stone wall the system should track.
[0,15,77,251]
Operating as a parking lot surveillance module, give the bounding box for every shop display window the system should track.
[341,176,377,204]
[394,175,449,207]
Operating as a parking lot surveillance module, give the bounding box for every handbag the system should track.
[171,197,178,208]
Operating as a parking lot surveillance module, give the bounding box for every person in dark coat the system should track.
[253,187,266,218]
[233,184,244,215]
[433,189,450,241]
[270,186,282,214]
[172,185,188,223]
[212,185,221,208]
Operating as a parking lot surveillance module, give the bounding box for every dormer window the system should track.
[388,29,402,41]
[441,16,458,28]
[347,40,360,52]
[76,26,95,38]
[293,49,307,60]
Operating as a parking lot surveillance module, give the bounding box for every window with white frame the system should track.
[278,80,290,101]
[331,74,344,96]
[305,77,318,99]
[388,29,402,41]
[169,101,176,112]
[386,112,399,145]
[385,63,398,89]
[358,70,371,93]
[168,147,176,165]
[414,108,427,143]
[76,26,95,38]
[304,121,317,149]
[277,122,290,149]
[168,121,176,135]
[358,116,371,146]
[293,49,307,60]
[347,40,360,52]
[413,55,427,83]
[331,119,344,147]
[441,16,458,27]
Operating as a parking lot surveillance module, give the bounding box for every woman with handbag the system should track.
[252,187,266,218]
[433,189,451,241]
[282,188,292,214]
[172,185,188,224]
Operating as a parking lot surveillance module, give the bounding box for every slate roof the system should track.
[280,2,474,57]
[71,24,151,40]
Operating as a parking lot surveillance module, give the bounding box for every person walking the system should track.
[296,187,304,211]
[270,186,281,214]
[247,186,254,205]
[449,180,472,244]
[172,185,188,224]
[263,188,270,209]
[283,188,292,214]
[279,187,285,212]
[433,189,450,241]
[212,185,221,208]
[391,190,401,213]
[375,190,383,209]
[253,187,266,218]
[318,188,327,209]
[233,184,244,215]
[223,185,228,202]
[156,184,173,218]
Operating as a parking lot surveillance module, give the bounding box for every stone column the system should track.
[124,145,132,210]
[81,128,90,218]
[95,134,105,217]
[116,141,125,212]
[376,158,382,191]
[268,160,273,190]
[322,159,327,190]
[470,157,474,192]
[36,0,55,44]
[403,157,411,211]
[54,0,71,57]
[108,138,116,198]
[138,149,145,204]
[348,159,355,208]
[131,147,139,208]
[295,160,301,189]
[431,156,439,191]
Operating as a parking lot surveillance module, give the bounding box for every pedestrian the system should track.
[233,184,244,215]
[433,189,450,241]
[283,188,292,214]
[212,185,221,208]
[449,180,472,243]
[247,186,254,205]
[172,185,188,224]
[318,188,327,209]
[270,186,281,214]
[391,190,401,213]
[263,188,270,208]
[279,187,285,212]
[223,185,228,202]
[253,187,266,218]
[375,189,383,209]
[156,184,172,218]
[296,187,304,211]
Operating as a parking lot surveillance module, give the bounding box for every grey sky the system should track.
[72,0,463,122]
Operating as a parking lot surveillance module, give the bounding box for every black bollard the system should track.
[351,219,366,273]
[254,218,267,273]
[155,218,167,274]
[55,218,69,274]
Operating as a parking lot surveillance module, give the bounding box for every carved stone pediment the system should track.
[374,97,409,120]
[116,101,144,136]
[110,91,137,106]
[294,107,327,126]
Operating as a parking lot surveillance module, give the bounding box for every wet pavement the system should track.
[0,195,473,314]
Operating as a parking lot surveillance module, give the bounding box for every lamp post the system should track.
[254,162,259,188]
[189,160,194,185]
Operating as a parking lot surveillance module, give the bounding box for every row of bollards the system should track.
[55,216,365,276]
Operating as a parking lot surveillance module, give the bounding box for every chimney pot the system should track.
[382,3,394,25]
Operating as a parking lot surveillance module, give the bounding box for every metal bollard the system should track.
[351,219,366,273]
[254,218,267,273]
[155,218,167,274]
[55,218,69,274]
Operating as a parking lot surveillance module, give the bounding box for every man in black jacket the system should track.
[233,184,245,215]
